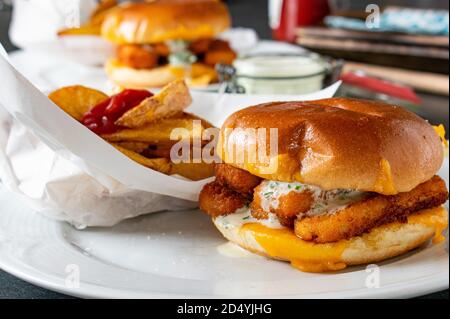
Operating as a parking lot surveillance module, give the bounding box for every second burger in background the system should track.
[101,0,236,89]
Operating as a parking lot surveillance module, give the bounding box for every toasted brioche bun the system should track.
[105,58,217,88]
[219,98,444,195]
[101,0,231,44]
[213,206,448,272]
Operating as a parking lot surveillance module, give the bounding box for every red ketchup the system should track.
[81,89,153,135]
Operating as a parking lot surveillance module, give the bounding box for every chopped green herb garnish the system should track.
[314,203,324,210]
[264,191,274,198]
[295,185,302,190]
[243,216,250,220]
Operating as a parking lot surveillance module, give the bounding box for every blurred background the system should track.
[1,0,448,134]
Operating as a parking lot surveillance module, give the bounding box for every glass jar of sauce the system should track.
[232,53,335,95]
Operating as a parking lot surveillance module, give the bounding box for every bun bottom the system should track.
[213,206,448,273]
[105,59,217,89]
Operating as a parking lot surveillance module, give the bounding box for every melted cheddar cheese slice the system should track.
[237,206,448,273]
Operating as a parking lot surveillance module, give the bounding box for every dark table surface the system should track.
[0,0,448,299]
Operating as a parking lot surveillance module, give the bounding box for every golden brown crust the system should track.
[101,0,231,44]
[249,201,295,228]
[252,184,314,219]
[204,39,237,66]
[215,163,262,196]
[116,44,159,69]
[199,181,247,217]
[295,175,449,243]
[220,98,444,194]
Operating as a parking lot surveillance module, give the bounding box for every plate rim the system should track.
[0,237,448,299]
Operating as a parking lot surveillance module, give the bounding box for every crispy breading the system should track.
[189,39,213,54]
[250,201,296,228]
[117,44,158,69]
[204,39,236,66]
[295,176,449,243]
[153,43,170,57]
[251,183,314,219]
[215,163,262,196]
[199,181,247,217]
[250,185,313,228]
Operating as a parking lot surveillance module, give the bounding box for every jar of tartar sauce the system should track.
[233,53,332,95]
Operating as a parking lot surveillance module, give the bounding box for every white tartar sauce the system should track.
[215,206,284,230]
[256,180,368,218]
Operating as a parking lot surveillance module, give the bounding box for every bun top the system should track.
[219,98,444,195]
[101,0,231,44]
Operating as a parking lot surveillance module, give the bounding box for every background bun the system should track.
[213,207,448,272]
[219,98,444,194]
[105,59,217,88]
[102,0,231,44]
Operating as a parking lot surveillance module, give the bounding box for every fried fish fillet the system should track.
[250,187,315,228]
[199,181,247,217]
[117,44,158,69]
[251,184,314,218]
[295,175,449,243]
[215,163,262,196]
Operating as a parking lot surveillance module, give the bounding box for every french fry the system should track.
[49,85,108,121]
[115,80,192,128]
[169,162,215,181]
[112,144,171,173]
[102,117,205,144]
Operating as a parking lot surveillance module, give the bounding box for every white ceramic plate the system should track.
[0,159,448,299]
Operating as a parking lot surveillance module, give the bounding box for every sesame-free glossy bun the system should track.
[219,98,444,195]
[101,0,231,44]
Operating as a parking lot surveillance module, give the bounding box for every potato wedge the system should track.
[170,162,215,181]
[143,144,205,159]
[115,80,192,128]
[114,141,150,154]
[49,85,108,121]
[112,144,171,173]
[102,117,205,144]
[142,144,173,158]
[182,112,214,129]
